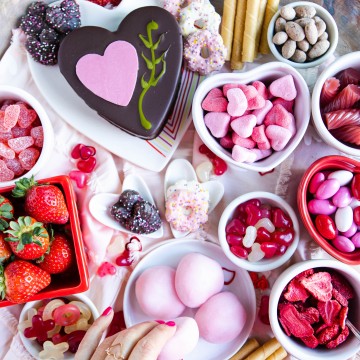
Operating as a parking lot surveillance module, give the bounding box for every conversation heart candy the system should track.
[227,88,248,117]
[231,115,257,138]
[232,145,257,163]
[269,74,297,101]
[265,125,292,151]
[204,112,231,138]
[202,88,228,112]
[252,100,273,125]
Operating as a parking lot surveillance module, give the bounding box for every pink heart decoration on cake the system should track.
[76,41,138,106]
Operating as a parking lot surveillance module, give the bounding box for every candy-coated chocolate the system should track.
[307,199,337,215]
[335,206,353,233]
[309,172,325,194]
[315,179,340,200]
[332,186,352,208]
[341,222,357,238]
[328,170,353,186]
[315,215,336,240]
[353,206,360,226]
[351,174,360,200]
[351,232,360,248]
[333,235,355,253]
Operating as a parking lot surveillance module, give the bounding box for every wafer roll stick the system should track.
[229,338,260,360]
[244,338,281,360]
[221,0,237,61]
[230,0,247,70]
[259,0,280,54]
[254,0,267,58]
[265,346,287,360]
[242,0,261,62]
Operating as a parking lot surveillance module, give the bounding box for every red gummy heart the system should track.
[69,170,89,188]
[71,143,84,159]
[80,145,96,160]
[116,250,133,266]
[97,261,116,277]
[77,156,96,173]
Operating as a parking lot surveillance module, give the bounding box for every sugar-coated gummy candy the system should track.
[4,158,25,176]
[8,136,34,153]
[0,142,15,160]
[30,126,44,147]
[64,317,91,334]
[11,126,31,137]
[18,147,40,170]
[0,159,15,181]
[3,105,20,129]
[39,341,69,360]
[18,104,37,128]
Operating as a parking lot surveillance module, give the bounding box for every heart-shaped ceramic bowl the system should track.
[192,62,310,172]
[297,155,360,265]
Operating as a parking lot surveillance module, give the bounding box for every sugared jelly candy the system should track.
[24,315,55,342]
[226,233,243,247]
[271,228,294,246]
[248,243,265,262]
[18,147,40,170]
[18,308,37,333]
[68,301,92,321]
[328,170,353,186]
[332,187,352,208]
[43,299,66,321]
[335,206,353,233]
[315,179,340,200]
[315,215,336,240]
[230,245,248,259]
[254,218,275,232]
[0,160,14,181]
[260,242,279,258]
[196,161,213,182]
[97,261,117,277]
[245,203,262,226]
[271,207,292,228]
[243,226,257,248]
[333,235,355,253]
[30,126,44,147]
[255,227,272,243]
[307,199,337,215]
[309,172,325,194]
[39,341,69,360]
[351,174,360,200]
[64,317,90,334]
[226,218,246,236]
[80,145,96,160]
[77,156,96,173]
[0,143,15,160]
[18,104,37,128]
[8,136,34,153]
[67,330,87,353]
[3,104,20,129]
[71,144,84,159]
[4,158,24,176]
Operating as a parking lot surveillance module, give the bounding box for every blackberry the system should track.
[26,35,59,66]
[27,1,48,17]
[19,1,48,36]
[39,28,59,44]
[46,0,81,34]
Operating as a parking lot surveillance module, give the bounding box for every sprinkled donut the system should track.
[184,30,227,75]
[178,1,221,37]
[165,182,209,232]
[163,0,209,21]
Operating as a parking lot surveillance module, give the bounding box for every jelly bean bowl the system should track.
[19,293,99,360]
[0,85,54,187]
[218,191,299,272]
[297,155,360,265]
[267,1,338,69]
[311,52,360,156]
[192,62,310,172]
[269,259,360,360]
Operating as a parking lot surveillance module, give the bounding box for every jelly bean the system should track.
[199,144,215,158]
[332,186,352,208]
[225,218,246,236]
[211,156,228,175]
[271,207,293,228]
[353,206,360,226]
[315,179,340,200]
[333,235,355,253]
[341,222,357,238]
[335,206,353,233]
[271,228,294,246]
[226,233,243,247]
[315,215,336,240]
[39,341,69,360]
[196,161,213,182]
[237,199,261,218]
[309,172,325,194]
[259,204,271,219]
[351,174,360,200]
[275,244,287,255]
[24,315,55,343]
[245,203,262,226]
[254,218,275,232]
[260,242,279,258]
[230,245,248,259]
[255,227,272,243]
[328,170,353,186]
[351,232,360,248]
[243,226,257,247]
[248,243,265,262]
[307,199,337,215]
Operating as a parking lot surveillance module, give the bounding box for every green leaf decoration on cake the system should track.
[138,21,168,130]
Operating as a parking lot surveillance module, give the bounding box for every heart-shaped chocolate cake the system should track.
[58,6,182,139]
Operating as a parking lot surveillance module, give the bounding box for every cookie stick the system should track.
[265,346,288,360]
[221,0,237,61]
[229,338,260,360]
[230,0,247,70]
[242,0,261,62]
[254,0,267,58]
[259,0,280,54]
[244,338,282,360]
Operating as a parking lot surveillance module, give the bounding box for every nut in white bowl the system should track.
[192,62,310,172]
[267,1,338,69]
[312,51,360,156]
[269,259,360,360]
[19,293,99,360]
[218,191,299,272]
[0,85,54,187]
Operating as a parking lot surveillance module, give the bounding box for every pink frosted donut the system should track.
[184,30,226,75]
[165,189,209,232]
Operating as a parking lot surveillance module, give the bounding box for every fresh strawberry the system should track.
[38,233,73,274]
[0,260,51,303]
[12,176,69,224]
[0,195,14,231]
[4,216,49,260]
[0,234,12,263]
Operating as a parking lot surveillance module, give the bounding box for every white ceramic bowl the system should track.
[192,62,310,172]
[0,85,54,187]
[312,51,360,156]
[19,293,99,360]
[218,191,299,272]
[267,1,338,69]
[269,259,360,360]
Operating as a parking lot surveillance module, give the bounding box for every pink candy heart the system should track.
[264,104,292,127]
[265,125,292,151]
[232,145,257,163]
[252,100,273,125]
[202,88,228,112]
[232,132,256,149]
[69,170,89,188]
[226,88,247,117]
[269,74,297,101]
[204,112,231,138]
[0,159,14,181]
[231,115,257,138]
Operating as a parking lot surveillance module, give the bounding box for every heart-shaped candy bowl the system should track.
[297,155,360,265]
[0,85,54,187]
[269,259,360,360]
[218,191,299,272]
[192,62,310,172]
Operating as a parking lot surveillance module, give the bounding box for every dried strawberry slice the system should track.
[315,322,329,334]
[284,279,309,302]
[295,269,314,281]
[279,317,292,336]
[326,326,350,349]
[279,303,314,338]
[300,272,332,302]
[331,272,354,301]
[300,307,320,324]
[317,324,340,344]
[332,288,349,307]
[338,306,348,330]
[318,300,342,326]
[301,334,319,349]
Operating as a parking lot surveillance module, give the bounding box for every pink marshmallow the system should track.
[269,75,297,101]
[223,83,239,97]
[220,134,234,149]
[258,141,271,150]
[252,125,271,150]
[231,115,257,138]
[232,132,256,149]
[272,97,294,113]
[227,88,248,117]
[232,145,257,163]
[247,95,266,110]
[204,112,231,138]
[264,104,292,127]
[238,84,258,101]
[202,88,228,112]
[252,100,273,125]
[251,148,273,161]
[283,113,297,136]
[265,125,292,151]
[252,81,269,100]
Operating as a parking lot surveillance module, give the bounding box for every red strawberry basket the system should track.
[0,175,89,307]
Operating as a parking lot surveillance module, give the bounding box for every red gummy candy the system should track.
[18,104,37,128]
[116,249,133,266]
[12,125,31,138]
[24,314,55,343]
[68,330,87,353]
[71,143,84,159]
[245,203,262,226]
[80,145,96,160]
[77,156,96,173]
[4,158,24,176]
[211,156,227,175]
[97,261,116,277]
[8,136,34,153]
[258,295,270,325]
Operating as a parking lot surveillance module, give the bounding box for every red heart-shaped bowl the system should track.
[297,155,360,265]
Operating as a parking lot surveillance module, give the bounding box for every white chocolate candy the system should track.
[328,170,353,186]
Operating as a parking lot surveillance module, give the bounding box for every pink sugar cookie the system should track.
[204,112,231,138]
[232,132,256,149]
[232,145,257,163]
[231,115,257,138]
[226,88,247,117]
[269,75,297,101]
[202,88,228,112]
[264,104,292,127]
[252,100,273,125]
[265,125,292,151]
